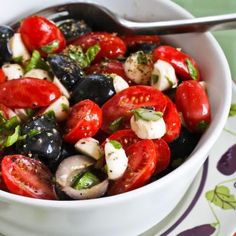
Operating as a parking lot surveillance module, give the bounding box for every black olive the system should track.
[127,42,159,55]
[58,19,92,41]
[169,127,201,168]
[71,74,115,106]
[47,54,84,91]
[16,114,62,169]
[0,25,14,66]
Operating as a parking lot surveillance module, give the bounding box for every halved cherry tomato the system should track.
[0,77,61,109]
[0,69,6,84]
[108,139,157,195]
[153,45,200,81]
[121,35,160,48]
[175,80,211,132]
[19,16,66,55]
[101,85,168,133]
[162,97,181,143]
[86,60,133,85]
[73,32,126,62]
[153,139,171,174]
[1,155,56,199]
[64,99,102,143]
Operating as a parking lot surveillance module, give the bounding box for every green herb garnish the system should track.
[5,116,19,129]
[137,51,148,65]
[229,103,236,117]
[109,117,124,133]
[4,125,20,147]
[41,40,59,54]
[28,129,41,138]
[61,103,69,112]
[73,172,100,190]
[185,58,198,80]
[131,108,163,121]
[165,75,174,87]
[151,74,159,84]
[198,120,209,131]
[109,140,122,149]
[13,56,23,63]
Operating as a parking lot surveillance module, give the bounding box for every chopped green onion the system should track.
[5,116,19,129]
[109,117,123,133]
[151,74,159,84]
[73,172,100,190]
[109,140,122,149]
[131,108,163,121]
[185,58,198,80]
[13,56,23,63]
[137,51,148,65]
[229,103,236,117]
[61,103,69,112]
[4,125,20,147]
[41,40,59,54]
[28,129,41,138]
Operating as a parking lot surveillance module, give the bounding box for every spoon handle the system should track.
[121,13,236,34]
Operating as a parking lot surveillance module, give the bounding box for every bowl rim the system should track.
[0,0,232,208]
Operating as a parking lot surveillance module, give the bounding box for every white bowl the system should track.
[0,0,232,235]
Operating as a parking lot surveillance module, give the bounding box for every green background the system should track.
[173,0,236,81]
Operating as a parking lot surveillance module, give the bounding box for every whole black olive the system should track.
[16,114,62,168]
[0,25,14,66]
[127,42,159,55]
[58,19,92,41]
[71,74,115,106]
[48,54,84,91]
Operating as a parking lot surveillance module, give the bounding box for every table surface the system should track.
[174,0,236,81]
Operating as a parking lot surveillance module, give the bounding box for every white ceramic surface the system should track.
[0,1,232,236]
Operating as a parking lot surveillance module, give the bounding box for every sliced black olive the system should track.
[58,19,92,41]
[0,25,14,66]
[16,114,62,168]
[48,54,84,91]
[71,74,115,106]
[56,155,108,200]
[127,42,159,55]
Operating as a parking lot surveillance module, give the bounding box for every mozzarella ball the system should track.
[25,69,51,80]
[110,73,129,93]
[2,63,23,80]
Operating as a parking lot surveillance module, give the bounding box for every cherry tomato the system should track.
[1,155,56,199]
[64,99,102,143]
[153,45,200,81]
[73,32,126,62]
[121,35,160,48]
[19,16,66,55]
[108,139,157,195]
[0,69,6,84]
[86,60,133,85]
[0,103,14,119]
[163,97,181,143]
[153,139,171,174]
[101,85,168,133]
[0,77,61,109]
[175,80,211,132]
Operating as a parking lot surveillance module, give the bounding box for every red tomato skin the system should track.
[0,69,6,84]
[1,155,56,200]
[153,139,171,174]
[163,97,181,143]
[19,16,66,55]
[73,32,126,62]
[0,103,14,119]
[64,99,102,143]
[153,45,200,81]
[101,85,168,133]
[175,80,211,132]
[108,139,158,195]
[121,35,160,48]
[0,77,61,109]
[86,60,134,85]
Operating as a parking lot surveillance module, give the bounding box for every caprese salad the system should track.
[0,14,211,200]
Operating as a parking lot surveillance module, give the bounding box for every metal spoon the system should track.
[9,2,236,34]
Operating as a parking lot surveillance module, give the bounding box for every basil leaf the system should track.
[61,103,69,112]
[85,44,100,65]
[205,185,236,210]
[73,172,100,190]
[41,40,59,54]
[109,140,122,149]
[4,125,20,147]
[25,50,50,73]
[229,103,236,117]
[109,117,123,133]
[137,51,148,64]
[28,129,41,138]
[185,58,198,80]
[13,56,23,63]
[5,116,19,129]
[131,108,163,121]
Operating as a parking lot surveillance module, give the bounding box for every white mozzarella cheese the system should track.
[151,59,178,91]
[2,63,23,80]
[75,137,103,160]
[14,109,29,121]
[9,33,30,62]
[43,96,69,122]
[110,73,129,93]
[53,76,70,99]
[124,51,153,84]
[25,69,51,80]
[130,115,166,139]
[104,141,128,180]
